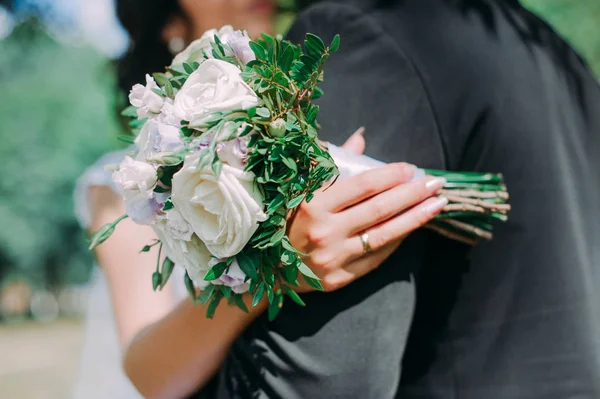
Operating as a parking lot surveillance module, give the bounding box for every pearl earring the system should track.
[168,37,185,54]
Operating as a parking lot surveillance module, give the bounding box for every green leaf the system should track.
[298,262,320,280]
[306,33,326,52]
[268,292,283,321]
[249,41,267,60]
[255,107,271,118]
[281,264,299,285]
[204,262,228,281]
[284,286,306,307]
[140,245,152,253]
[286,193,306,209]
[152,88,167,97]
[160,258,175,289]
[303,275,324,291]
[315,156,335,169]
[152,72,170,86]
[236,252,259,279]
[184,271,197,300]
[206,295,222,319]
[281,237,307,256]
[329,34,341,52]
[247,107,257,118]
[164,80,174,98]
[280,250,297,266]
[163,199,174,211]
[211,157,223,177]
[183,62,196,74]
[279,45,295,72]
[117,135,136,144]
[252,282,266,307]
[281,156,298,173]
[233,295,249,313]
[121,105,138,118]
[312,86,324,100]
[269,228,286,245]
[152,272,162,291]
[267,194,286,214]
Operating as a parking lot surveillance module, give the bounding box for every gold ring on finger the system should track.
[359,232,372,255]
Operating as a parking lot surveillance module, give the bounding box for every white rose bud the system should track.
[173,59,259,123]
[268,118,287,137]
[129,75,164,119]
[171,152,268,258]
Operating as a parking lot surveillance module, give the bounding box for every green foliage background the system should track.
[0,20,121,287]
[523,0,600,77]
[0,1,597,289]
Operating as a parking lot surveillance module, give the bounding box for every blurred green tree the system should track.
[0,18,121,287]
[523,0,600,77]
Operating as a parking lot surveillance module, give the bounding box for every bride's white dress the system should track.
[72,151,186,399]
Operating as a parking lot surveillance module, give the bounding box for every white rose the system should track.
[207,258,249,294]
[171,26,235,69]
[129,74,164,119]
[171,152,268,258]
[173,59,259,123]
[136,119,184,161]
[226,30,255,65]
[113,156,157,195]
[157,208,194,242]
[152,220,212,289]
[112,156,161,224]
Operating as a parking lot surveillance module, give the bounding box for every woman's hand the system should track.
[288,132,448,292]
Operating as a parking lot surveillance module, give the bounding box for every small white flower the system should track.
[136,119,184,161]
[152,220,212,289]
[129,74,164,119]
[226,30,255,65]
[171,152,268,258]
[171,25,235,69]
[207,258,249,294]
[112,156,162,224]
[113,156,157,195]
[217,124,253,170]
[173,59,259,123]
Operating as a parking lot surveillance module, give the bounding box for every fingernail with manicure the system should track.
[425,177,446,191]
[425,196,449,214]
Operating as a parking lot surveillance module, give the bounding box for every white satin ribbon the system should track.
[328,144,426,180]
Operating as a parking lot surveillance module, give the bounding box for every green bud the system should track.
[268,118,286,137]
[88,223,115,250]
[152,272,162,291]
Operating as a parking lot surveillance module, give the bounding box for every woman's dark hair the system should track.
[115,0,182,95]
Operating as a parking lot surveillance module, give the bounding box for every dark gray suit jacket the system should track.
[214,1,600,398]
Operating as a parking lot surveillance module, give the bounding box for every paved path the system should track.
[0,320,83,399]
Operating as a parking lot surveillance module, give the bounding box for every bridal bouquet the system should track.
[90,26,510,319]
